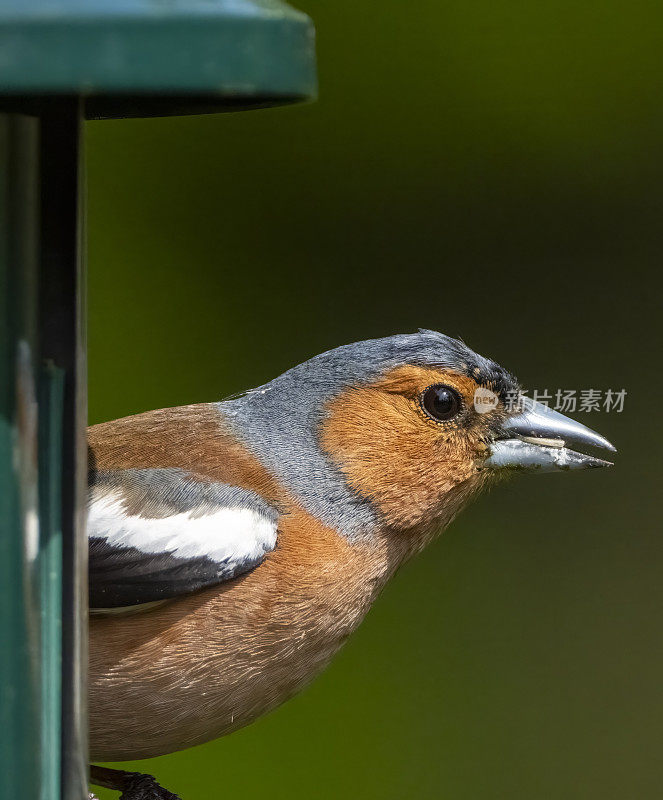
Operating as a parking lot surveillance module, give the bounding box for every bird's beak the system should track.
[484,397,616,472]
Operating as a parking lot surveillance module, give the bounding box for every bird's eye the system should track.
[421,384,463,422]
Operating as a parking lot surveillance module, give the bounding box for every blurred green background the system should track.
[88,1,661,798]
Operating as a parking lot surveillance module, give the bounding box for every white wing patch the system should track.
[89,490,277,568]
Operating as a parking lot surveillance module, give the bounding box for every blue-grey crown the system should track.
[261,330,515,398]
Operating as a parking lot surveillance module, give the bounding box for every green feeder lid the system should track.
[0,0,317,118]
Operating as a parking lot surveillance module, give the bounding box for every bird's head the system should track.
[225,331,615,544]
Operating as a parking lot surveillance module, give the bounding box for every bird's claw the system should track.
[90,766,181,800]
[118,772,182,800]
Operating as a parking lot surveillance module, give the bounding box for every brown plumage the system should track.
[88,366,490,760]
[89,405,401,760]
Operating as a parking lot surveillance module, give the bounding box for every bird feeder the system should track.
[0,1,316,798]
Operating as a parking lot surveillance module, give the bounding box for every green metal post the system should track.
[0,111,41,800]
[0,105,87,800]
[39,100,88,800]
[39,362,65,800]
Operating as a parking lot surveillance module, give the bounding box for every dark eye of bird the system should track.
[421,384,463,422]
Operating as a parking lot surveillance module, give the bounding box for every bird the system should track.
[87,331,615,799]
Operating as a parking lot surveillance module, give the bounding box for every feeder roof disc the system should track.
[0,0,317,118]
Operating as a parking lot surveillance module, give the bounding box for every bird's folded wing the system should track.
[88,467,279,609]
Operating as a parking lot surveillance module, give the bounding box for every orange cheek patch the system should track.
[320,366,483,531]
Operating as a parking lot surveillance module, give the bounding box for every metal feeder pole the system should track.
[0,3,316,798]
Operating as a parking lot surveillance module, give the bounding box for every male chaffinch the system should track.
[87,331,615,799]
